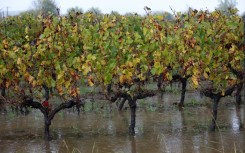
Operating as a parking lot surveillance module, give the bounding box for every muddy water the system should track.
[0,92,245,153]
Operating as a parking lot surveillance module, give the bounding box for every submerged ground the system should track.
[0,90,244,153]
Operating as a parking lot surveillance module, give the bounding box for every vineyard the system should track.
[0,8,244,141]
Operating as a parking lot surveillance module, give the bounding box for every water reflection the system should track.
[0,96,245,153]
[230,108,243,131]
[130,137,136,153]
[44,142,52,153]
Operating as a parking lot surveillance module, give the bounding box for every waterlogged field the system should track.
[0,91,244,153]
[0,8,244,153]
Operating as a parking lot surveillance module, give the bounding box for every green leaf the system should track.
[151,68,156,75]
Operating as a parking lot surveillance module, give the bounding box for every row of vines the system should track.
[0,8,244,140]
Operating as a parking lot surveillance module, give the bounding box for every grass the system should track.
[146,104,158,112]
[163,84,181,94]
[184,99,206,107]
[80,86,96,94]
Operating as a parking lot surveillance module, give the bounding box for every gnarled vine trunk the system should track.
[107,89,155,136]
[128,98,136,135]
[0,79,6,112]
[171,74,190,110]
[179,78,187,110]
[227,64,244,107]
[44,114,51,140]
[235,83,243,106]
[210,96,220,131]
[25,98,76,140]
[118,98,127,111]
[201,85,235,131]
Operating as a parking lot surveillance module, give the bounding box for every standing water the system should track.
[0,92,244,153]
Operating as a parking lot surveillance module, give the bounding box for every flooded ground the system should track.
[0,91,245,153]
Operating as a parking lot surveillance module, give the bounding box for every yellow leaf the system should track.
[157,15,163,20]
[166,72,172,80]
[87,54,96,61]
[28,75,34,83]
[119,75,126,84]
[205,67,210,72]
[32,80,37,87]
[235,56,240,61]
[70,87,79,97]
[82,64,91,75]
[154,61,160,68]
[76,87,80,95]
[65,81,71,89]
[25,27,29,34]
[88,80,94,86]
[15,72,20,77]
[17,58,22,65]
[193,68,199,75]
[63,64,68,71]
[138,74,146,81]
[101,60,106,65]
[91,55,96,61]
[127,61,133,67]
[24,72,29,78]
[57,86,64,95]
[72,24,78,33]
[14,86,20,91]
[87,75,94,86]
[229,44,236,52]
[57,72,64,80]
[126,71,133,77]
[23,43,30,50]
[182,49,187,53]
[41,61,45,66]
[203,72,209,79]
[191,76,199,87]
[223,66,227,71]
[58,25,61,31]
[25,35,29,40]
[2,40,6,45]
[13,46,19,52]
